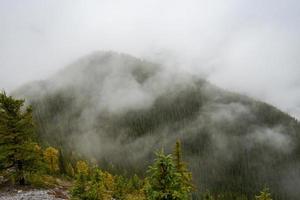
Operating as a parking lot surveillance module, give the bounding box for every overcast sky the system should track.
[1,0,300,118]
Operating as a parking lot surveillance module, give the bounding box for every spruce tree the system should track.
[255,187,272,200]
[146,150,191,200]
[173,139,194,193]
[0,91,39,185]
[58,148,67,175]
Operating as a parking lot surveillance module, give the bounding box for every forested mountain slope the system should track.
[15,52,300,199]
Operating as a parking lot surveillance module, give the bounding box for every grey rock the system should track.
[0,189,69,200]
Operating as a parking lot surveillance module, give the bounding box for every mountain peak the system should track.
[14,52,300,199]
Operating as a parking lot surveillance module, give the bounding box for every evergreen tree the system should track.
[86,168,103,200]
[202,190,215,200]
[146,150,191,200]
[113,175,127,200]
[58,148,66,174]
[255,187,272,200]
[71,160,91,200]
[66,163,75,177]
[173,139,194,193]
[71,172,87,199]
[129,174,143,191]
[0,91,39,185]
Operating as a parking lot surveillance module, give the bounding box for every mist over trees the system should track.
[0,91,192,200]
[8,52,300,199]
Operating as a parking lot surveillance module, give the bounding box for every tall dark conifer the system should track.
[146,149,192,200]
[173,139,194,192]
[0,91,39,185]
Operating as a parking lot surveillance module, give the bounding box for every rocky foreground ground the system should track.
[0,187,69,200]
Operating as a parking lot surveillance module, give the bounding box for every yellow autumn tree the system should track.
[76,160,89,176]
[102,171,115,191]
[43,147,59,174]
[125,190,146,200]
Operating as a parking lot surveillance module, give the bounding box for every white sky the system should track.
[0,0,300,118]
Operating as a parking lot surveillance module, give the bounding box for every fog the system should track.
[1,0,300,118]
[2,2,299,196]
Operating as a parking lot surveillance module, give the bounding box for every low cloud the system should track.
[247,126,294,153]
[1,0,300,118]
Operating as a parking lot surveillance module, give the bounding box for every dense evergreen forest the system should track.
[4,52,300,199]
[0,91,274,200]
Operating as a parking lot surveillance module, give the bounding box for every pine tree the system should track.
[58,148,66,174]
[66,163,75,177]
[71,160,90,200]
[87,168,103,200]
[113,175,128,200]
[173,139,194,193]
[71,172,87,199]
[129,174,143,191]
[146,150,191,200]
[0,91,40,185]
[255,187,272,200]
[202,190,215,200]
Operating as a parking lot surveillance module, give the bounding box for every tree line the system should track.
[0,91,272,200]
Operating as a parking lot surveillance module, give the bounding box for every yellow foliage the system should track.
[101,191,113,200]
[99,184,114,200]
[76,160,89,175]
[101,171,115,191]
[43,147,59,173]
[90,170,115,199]
[125,190,146,200]
[71,164,147,200]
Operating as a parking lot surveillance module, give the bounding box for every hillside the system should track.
[14,52,300,199]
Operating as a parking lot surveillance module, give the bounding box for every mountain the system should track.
[14,51,300,199]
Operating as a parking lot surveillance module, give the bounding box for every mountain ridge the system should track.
[14,51,300,199]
